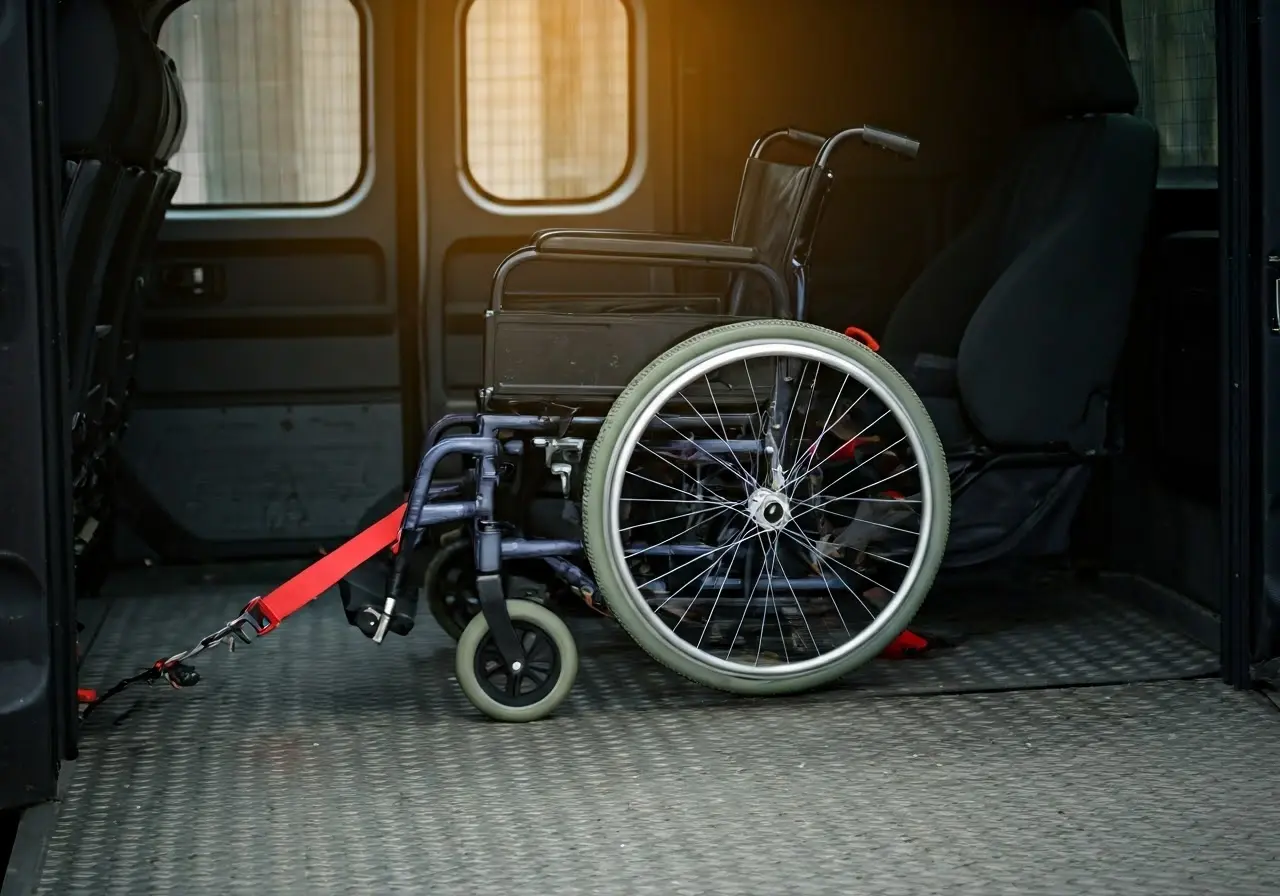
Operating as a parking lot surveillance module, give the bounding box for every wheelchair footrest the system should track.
[339,556,417,639]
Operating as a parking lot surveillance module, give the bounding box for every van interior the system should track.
[2,0,1277,892]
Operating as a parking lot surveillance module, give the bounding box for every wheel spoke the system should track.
[624,467,740,507]
[674,530,747,634]
[642,526,761,605]
[620,503,733,533]
[653,410,755,490]
[789,434,911,512]
[785,406,890,494]
[681,380,760,487]
[725,529,777,663]
[774,524,897,602]
[624,505,734,560]
[783,525,873,628]
[790,464,920,525]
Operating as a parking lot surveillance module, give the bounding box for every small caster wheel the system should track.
[455,600,578,722]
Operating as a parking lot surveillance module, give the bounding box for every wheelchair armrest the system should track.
[533,232,756,264]
[531,228,677,242]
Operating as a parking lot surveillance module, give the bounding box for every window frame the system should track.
[158,0,375,218]
[1113,0,1220,191]
[453,0,647,215]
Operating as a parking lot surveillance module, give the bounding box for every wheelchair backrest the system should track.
[725,155,820,317]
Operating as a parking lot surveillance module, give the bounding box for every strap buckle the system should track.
[80,603,270,720]
[156,604,267,672]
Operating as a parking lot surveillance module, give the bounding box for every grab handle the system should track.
[784,128,827,148]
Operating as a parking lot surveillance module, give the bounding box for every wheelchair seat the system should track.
[876,7,1158,565]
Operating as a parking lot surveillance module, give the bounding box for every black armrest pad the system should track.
[534,232,756,263]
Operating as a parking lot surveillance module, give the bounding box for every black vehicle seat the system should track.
[102,47,187,440]
[57,0,139,412]
[58,0,166,433]
[878,7,1158,455]
[874,7,1158,563]
[91,44,187,446]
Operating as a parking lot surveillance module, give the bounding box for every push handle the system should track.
[861,126,921,159]
[785,128,827,148]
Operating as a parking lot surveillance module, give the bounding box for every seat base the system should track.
[944,462,1092,569]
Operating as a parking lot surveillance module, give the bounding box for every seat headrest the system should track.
[1023,8,1139,117]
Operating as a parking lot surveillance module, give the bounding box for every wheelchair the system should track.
[342,125,951,722]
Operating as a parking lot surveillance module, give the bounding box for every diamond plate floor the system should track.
[27,569,1279,895]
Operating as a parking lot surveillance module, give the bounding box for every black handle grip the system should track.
[785,128,827,148]
[861,126,921,159]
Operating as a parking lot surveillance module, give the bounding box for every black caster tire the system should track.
[424,535,477,640]
[455,600,578,722]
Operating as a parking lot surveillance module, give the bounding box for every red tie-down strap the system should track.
[244,503,406,633]
[80,504,410,718]
[881,629,932,660]
[75,626,99,704]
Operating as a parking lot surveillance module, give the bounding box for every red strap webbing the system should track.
[246,503,406,633]
[880,629,930,659]
[844,326,880,352]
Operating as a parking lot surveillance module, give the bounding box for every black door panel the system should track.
[0,0,72,808]
[134,336,399,395]
[1259,0,1280,668]
[130,0,675,554]
[127,0,405,553]
[151,241,386,313]
[122,403,402,544]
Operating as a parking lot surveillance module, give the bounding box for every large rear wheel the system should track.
[581,320,950,696]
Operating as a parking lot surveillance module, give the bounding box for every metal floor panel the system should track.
[27,571,1279,895]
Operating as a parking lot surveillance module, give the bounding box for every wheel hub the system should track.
[746,488,791,531]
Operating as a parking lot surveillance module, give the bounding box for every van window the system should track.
[1120,0,1217,182]
[158,0,365,208]
[461,0,633,204]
